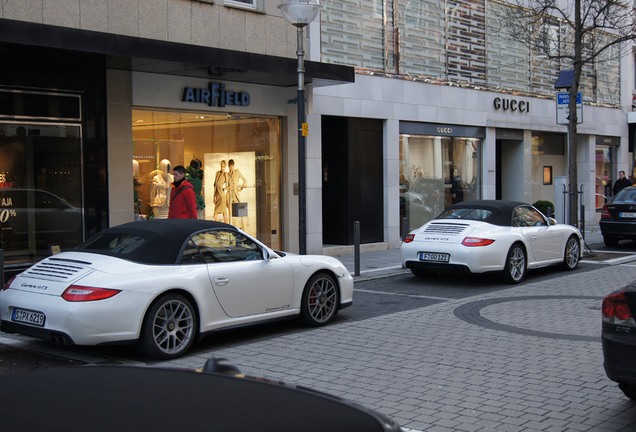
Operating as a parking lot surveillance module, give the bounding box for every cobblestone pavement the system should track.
[2,227,636,430]
[140,264,635,432]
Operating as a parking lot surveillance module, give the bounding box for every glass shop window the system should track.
[399,134,481,232]
[595,145,614,209]
[0,123,83,260]
[132,110,281,250]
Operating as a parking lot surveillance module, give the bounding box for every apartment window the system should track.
[224,0,264,12]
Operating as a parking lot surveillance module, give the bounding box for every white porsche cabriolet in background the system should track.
[0,220,353,359]
[401,200,582,284]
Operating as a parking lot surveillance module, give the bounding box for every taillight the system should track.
[404,234,415,243]
[62,286,121,302]
[602,291,634,322]
[601,206,611,219]
[2,277,16,291]
[461,237,495,247]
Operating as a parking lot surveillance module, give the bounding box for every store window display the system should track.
[399,134,481,232]
[132,110,281,249]
[0,123,83,259]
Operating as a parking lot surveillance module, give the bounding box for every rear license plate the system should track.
[620,212,636,218]
[419,252,450,262]
[11,308,45,327]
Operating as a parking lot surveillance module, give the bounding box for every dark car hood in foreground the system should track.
[0,365,400,432]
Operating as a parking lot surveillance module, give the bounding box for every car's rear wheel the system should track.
[502,243,526,284]
[603,236,619,247]
[562,235,580,270]
[137,294,197,359]
[300,272,338,326]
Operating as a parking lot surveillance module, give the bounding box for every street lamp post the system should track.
[279,0,320,255]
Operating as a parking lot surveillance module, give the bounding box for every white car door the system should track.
[512,206,561,262]
[191,229,294,318]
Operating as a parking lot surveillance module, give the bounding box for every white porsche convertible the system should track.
[0,220,353,359]
[401,200,582,284]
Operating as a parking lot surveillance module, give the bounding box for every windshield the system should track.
[437,208,493,221]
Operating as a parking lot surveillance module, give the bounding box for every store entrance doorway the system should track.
[496,139,524,201]
[321,116,383,245]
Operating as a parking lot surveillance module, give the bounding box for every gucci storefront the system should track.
[399,122,484,232]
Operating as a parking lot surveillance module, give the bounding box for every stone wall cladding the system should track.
[0,0,294,58]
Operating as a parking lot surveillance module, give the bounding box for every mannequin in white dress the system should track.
[149,159,173,219]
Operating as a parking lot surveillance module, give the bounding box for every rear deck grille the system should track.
[423,223,469,235]
[24,262,88,280]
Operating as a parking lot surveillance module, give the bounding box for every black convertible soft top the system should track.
[76,219,237,265]
[438,200,530,227]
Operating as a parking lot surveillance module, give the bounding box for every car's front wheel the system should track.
[300,272,338,326]
[502,243,526,284]
[603,236,619,247]
[137,294,197,359]
[562,235,580,270]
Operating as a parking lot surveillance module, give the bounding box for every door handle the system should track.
[530,235,537,240]
[214,277,230,286]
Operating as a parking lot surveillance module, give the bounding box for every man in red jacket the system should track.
[168,165,198,219]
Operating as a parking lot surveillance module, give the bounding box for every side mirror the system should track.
[548,217,557,226]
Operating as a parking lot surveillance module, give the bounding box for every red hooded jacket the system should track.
[168,179,198,219]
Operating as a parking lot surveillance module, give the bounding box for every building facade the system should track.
[0,0,634,281]
[311,0,635,252]
[0,0,353,279]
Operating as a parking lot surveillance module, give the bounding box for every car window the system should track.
[180,240,205,265]
[615,188,636,202]
[512,206,547,227]
[78,233,146,254]
[189,230,262,263]
[438,208,492,220]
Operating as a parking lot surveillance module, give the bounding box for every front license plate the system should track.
[11,308,46,327]
[419,252,450,262]
[620,212,636,218]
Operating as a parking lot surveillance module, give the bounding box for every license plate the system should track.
[620,212,636,218]
[11,308,46,327]
[419,252,450,262]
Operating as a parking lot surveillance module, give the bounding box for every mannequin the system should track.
[185,158,205,220]
[226,159,249,230]
[133,160,143,216]
[212,160,228,223]
[148,159,173,219]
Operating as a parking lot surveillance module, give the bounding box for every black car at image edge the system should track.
[599,186,636,247]
[602,284,636,399]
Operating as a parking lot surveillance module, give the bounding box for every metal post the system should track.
[354,221,360,277]
[579,184,585,239]
[401,217,408,241]
[547,207,553,218]
[580,204,585,240]
[297,26,307,255]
